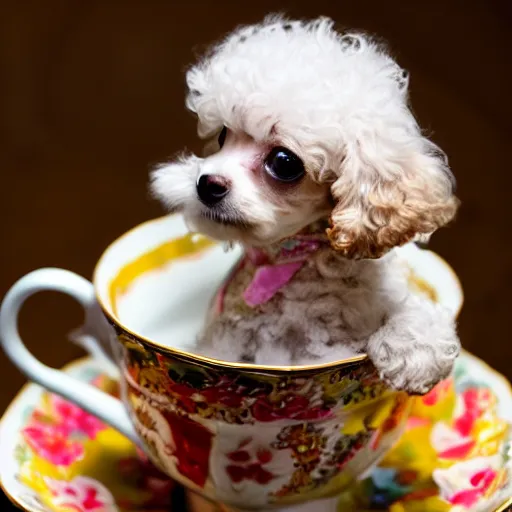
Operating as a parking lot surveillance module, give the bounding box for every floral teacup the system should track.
[0,214,463,510]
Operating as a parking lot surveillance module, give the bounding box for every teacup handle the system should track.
[0,268,139,444]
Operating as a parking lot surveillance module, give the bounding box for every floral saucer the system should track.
[0,353,511,512]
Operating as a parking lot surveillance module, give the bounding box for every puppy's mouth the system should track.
[199,209,252,229]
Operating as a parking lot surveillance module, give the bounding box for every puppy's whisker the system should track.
[200,209,252,229]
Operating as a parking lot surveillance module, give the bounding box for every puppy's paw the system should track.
[368,338,458,395]
[367,297,460,395]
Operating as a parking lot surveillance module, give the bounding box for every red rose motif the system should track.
[251,394,329,422]
[51,395,106,439]
[201,380,245,408]
[431,386,501,461]
[162,411,212,488]
[44,476,116,511]
[454,388,493,437]
[166,375,247,412]
[226,463,274,485]
[167,382,195,398]
[228,450,251,463]
[225,444,275,485]
[166,382,198,413]
[23,424,84,467]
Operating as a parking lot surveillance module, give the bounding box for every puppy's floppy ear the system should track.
[327,128,459,259]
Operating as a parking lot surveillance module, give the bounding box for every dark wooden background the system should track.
[0,0,511,419]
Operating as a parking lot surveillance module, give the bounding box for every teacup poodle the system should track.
[150,15,460,395]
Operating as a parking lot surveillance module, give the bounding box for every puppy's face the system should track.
[151,125,331,246]
[151,16,459,256]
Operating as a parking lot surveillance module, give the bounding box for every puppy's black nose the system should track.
[197,174,230,206]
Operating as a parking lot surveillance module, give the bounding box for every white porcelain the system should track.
[0,214,466,510]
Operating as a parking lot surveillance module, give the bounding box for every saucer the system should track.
[1,353,511,512]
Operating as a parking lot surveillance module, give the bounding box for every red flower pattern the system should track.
[225,441,276,485]
[162,411,213,488]
[453,388,493,437]
[166,376,247,413]
[44,476,116,511]
[251,393,330,422]
[21,392,107,467]
[431,387,496,460]
[449,468,498,507]
[23,424,84,467]
[51,395,105,439]
[200,379,246,408]
[154,352,335,424]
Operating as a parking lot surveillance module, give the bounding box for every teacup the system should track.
[0,214,463,510]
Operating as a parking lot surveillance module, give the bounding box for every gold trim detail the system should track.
[495,496,512,512]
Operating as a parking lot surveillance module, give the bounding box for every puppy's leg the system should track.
[366,295,460,395]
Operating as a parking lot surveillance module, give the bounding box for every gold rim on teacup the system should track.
[92,214,463,375]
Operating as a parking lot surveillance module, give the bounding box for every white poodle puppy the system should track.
[150,15,460,394]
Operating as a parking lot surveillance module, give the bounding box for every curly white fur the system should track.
[197,249,459,394]
[152,15,457,255]
[150,15,461,394]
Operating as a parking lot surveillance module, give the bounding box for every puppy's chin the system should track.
[185,212,251,243]
[185,212,281,247]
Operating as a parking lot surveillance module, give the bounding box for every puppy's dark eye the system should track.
[218,126,227,148]
[264,147,305,182]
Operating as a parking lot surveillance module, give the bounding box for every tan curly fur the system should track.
[327,129,459,259]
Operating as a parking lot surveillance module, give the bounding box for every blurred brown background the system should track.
[0,0,511,419]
